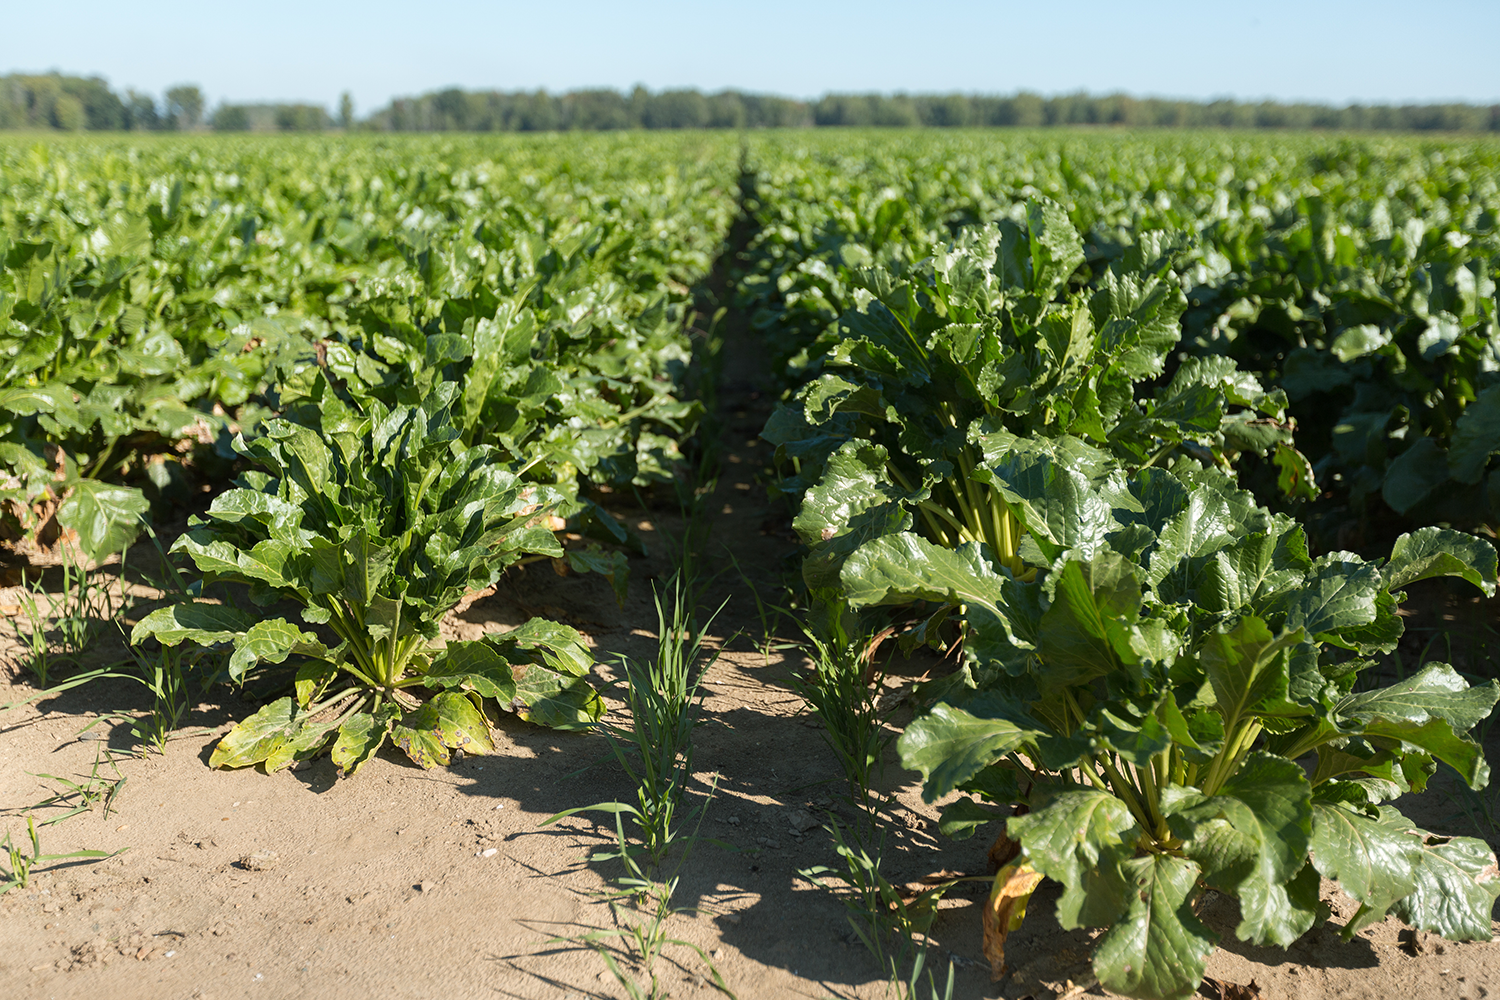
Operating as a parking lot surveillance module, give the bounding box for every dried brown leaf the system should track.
[982,861,1044,981]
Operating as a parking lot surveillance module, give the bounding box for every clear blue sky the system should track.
[5,0,1497,114]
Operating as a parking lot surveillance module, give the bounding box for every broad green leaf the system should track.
[131,601,255,647]
[228,618,323,681]
[423,641,518,701]
[1026,198,1086,298]
[1330,324,1389,362]
[1092,854,1216,1000]
[936,796,1003,840]
[1193,527,1305,615]
[1008,787,1138,930]
[57,479,150,560]
[342,527,395,609]
[1036,553,1141,688]
[896,696,1043,802]
[1338,662,1500,734]
[1273,442,1318,502]
[565,544,630,606]
[1389,822,1500,941]
[203,489,304,538]
[842,533,1003,616]
[1447,384,1500,485]
[263,714,343,772]
[1198,616,1302,727]
[495,618,594,677]
[1279,552,1382,638]
[793,440,914,590]
[1383,437,1448,515]
[1162,754,1316,946]
[295,660,339,707]
[979,438,1127,563]
[1361,716,1490,790]
[1309,801,1420,936]
[1145,487,1241,588]
[511,664,604,730]
[1091,699,1171,766]
[1383,527,1498,596]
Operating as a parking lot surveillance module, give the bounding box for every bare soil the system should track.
[2,328,1499,1000]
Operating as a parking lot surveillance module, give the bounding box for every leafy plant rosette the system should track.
[764,200,1313,603]
[844,437,1500,1000]
[131,374,604,775]
[1178,196,1500,528]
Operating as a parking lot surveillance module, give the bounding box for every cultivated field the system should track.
[2,129,1499,1000]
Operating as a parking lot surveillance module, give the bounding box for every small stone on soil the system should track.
[238,850,279,872]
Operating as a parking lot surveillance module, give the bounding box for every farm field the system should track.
[2,129,1500,1000]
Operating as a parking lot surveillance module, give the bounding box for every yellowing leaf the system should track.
[982,862,1043,980]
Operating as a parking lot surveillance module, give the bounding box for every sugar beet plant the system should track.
[765,200,1311,606]
[132,372,603,774]
[843,437,1500,1000]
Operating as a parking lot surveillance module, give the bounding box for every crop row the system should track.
[737,132,1500,998]
[0,132,738,562]
[740,131,1500,537]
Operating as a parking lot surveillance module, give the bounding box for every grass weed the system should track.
[546,579,726,865]
[549,791,735,1000]
[12,550,117,688]
[788,602,895,821]
[1,815,121,895]
[798,816,960,1000]
[724,550,800,667]
[22,743,127,827]
[117,634,220,755]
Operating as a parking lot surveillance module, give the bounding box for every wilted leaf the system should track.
[982,862,1044,980]
[210,697,298,769]
[391,691,495,769]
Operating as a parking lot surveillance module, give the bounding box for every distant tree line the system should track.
[4,73,1499,134]
[370,87,1500,132]
[369,86,806,131]
[0,74,207,130]
[0,74,348,132]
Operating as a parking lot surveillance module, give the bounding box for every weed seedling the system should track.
[549,785,735,1000]
[121,635,201,754]
[1,816,120,895]
[799,817,965,1000]
[724,550,799,667]
[788,602,894,821]
[25,743,127,826]
[547,580,726,865]
[12,549,116,687]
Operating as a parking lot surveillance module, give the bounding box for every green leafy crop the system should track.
[845,438,1500,999]
[132,373,603,774]
[0,133,738,563]
[765,201,1308,598]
